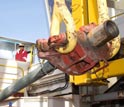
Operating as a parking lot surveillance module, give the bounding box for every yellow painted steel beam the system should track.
[87,0,98,24]
[72,0,98,30]
[70,58,124,85]
[72,0,87,29]
[91,58,124,80]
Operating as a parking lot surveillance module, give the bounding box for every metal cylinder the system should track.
[0,62,55,102]
[88,20,119,47]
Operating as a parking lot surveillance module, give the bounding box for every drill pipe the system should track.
[0,62,55,102]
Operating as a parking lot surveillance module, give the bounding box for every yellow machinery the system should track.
[70,0,122,85]
[42,0,122,85]
[0,0,124,102]
[36,0,123,85]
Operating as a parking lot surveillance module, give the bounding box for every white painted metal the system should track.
[0,97,75,107]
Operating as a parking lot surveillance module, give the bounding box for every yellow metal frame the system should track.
[70,0,121,85]
[49,0,122,85]
[72,0,98,30]
[91,58,124,80]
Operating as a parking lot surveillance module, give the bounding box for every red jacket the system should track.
[15,49,28,62]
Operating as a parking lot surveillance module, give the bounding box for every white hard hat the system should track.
[18,43,24,47]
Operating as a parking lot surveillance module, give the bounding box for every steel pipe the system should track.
[88,20,119,47]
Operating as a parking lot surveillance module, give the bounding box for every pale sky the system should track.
[0,0,49,43]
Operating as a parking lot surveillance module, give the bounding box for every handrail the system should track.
[29,45,35,67]
[0,64,25,78]
[0,63,26,92]
[0,77,17,80]
[110,12,124,19]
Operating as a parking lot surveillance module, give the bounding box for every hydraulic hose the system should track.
[0,62,55,102]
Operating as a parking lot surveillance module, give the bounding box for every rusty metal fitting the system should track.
[48,33,68,48]
[88,20,119,47]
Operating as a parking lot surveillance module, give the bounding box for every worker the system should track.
[15,43,28,62]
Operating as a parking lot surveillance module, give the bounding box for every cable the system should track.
[110,12,124,19]
[28,74,69,96]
